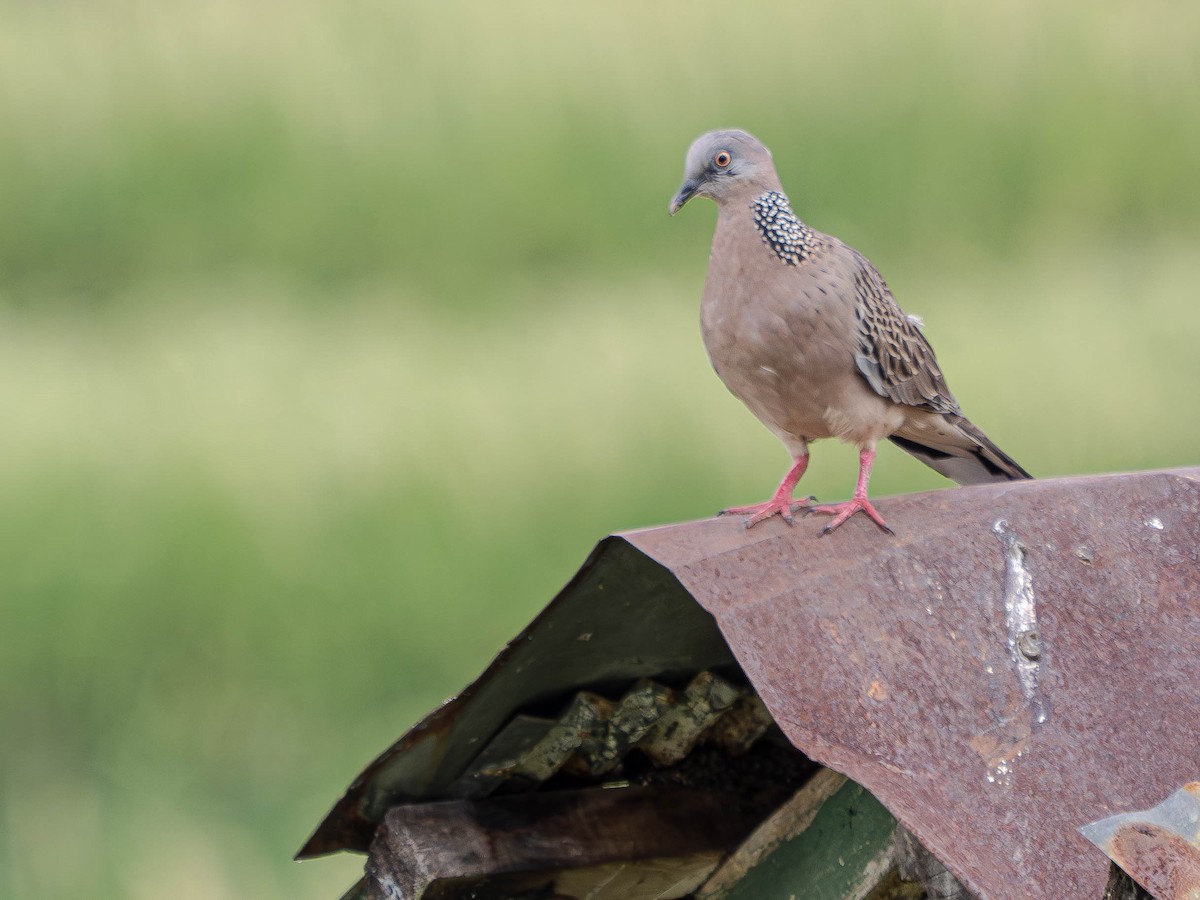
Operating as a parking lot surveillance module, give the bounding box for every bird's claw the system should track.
[812,497,894,535]
[719,496,815,528]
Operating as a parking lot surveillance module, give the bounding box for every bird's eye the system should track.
[714,151,732,168]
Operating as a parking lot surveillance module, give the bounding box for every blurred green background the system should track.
[1,0,1197,896]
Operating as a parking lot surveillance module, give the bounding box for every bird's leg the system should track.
[720,455,813,527]
[812,447,894,535]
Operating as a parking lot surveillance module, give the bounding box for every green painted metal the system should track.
[722,781,898,900]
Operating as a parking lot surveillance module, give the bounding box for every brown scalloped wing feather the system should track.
[849,250,960,417]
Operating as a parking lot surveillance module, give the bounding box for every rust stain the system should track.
[967,723,1031,782]
[1108,823,1200,899]
[1083,781,1200,900]
[866,679,889,703]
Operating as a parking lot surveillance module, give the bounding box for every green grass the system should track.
[1,1,1198,897]
[2,258,1198,896]
[2,0,1198,307]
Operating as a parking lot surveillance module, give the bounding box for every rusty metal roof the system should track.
[300,466,1200,899]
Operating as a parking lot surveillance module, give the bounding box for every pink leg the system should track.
[720,455,813,527]
[811,447,894,535]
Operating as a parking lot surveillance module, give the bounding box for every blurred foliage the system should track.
[2,0,1199,307]
[0,1,1198,897]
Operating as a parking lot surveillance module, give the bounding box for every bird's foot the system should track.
[811,497,894,536]
[719,495,816,528]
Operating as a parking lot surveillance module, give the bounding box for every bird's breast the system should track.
[699,217,872,442]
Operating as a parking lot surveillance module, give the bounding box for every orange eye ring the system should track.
[714,151,732,168]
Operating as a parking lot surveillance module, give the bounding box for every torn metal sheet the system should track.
[1082,782,1200,900]
[301,467,1200,900]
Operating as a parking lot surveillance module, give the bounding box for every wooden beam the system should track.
[364,786,766,899]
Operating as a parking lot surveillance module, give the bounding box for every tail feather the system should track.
[889,416,1032,486]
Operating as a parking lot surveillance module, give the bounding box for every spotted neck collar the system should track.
[751,191,823,266]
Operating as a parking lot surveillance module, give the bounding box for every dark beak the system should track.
[669,179,700,216]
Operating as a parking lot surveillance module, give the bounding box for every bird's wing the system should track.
[846,248,961,416]
[836,247,1033,483]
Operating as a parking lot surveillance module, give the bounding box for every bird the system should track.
[669,129,1031,534]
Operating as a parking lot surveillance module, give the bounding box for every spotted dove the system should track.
[670,129,1031,534]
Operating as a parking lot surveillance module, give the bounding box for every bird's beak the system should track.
[669,179,700,216]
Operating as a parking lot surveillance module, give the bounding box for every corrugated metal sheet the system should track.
[301,467,1200,899]
[623,467,1200,898]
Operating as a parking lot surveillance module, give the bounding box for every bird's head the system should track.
[669,129,779,215]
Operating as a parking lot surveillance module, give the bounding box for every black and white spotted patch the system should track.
[751,191,822,266]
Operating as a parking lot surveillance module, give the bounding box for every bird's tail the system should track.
[889,415,1032,486]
